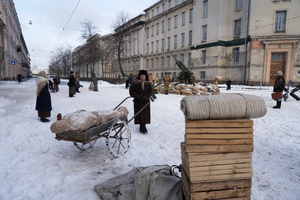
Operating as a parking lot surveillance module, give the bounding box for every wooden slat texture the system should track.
[189,173,253,183]
[191,188,251,200]
[186,119,253,128]
[185,144,253,153]
[186,127,253,134]
[186,134,253,139]
[186,139,253,145]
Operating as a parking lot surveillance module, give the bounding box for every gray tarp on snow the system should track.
[94,165,182,200]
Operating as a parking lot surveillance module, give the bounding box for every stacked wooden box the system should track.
[181,119,253,200]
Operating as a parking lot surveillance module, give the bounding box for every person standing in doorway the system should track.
[273,71,285,109]
[35,71,52,122]
[129,70,153,134]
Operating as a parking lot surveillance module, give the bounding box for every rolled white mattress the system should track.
[180,93,267,121]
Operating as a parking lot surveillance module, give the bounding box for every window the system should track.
[161,57,165,68]
[201,71,206,79]
[174,35,177,48]
[147,27,149,37]
[236,0,242,10]
[182,12,186,26]
[167,56,170,68]
[189,8,193,23]
[151,25,154,36]
[181,33,185,47]
[147,12,150,20]
[156,23,159,34]
[175,0,179,6]
[152,9,155,17]
[168,18,171,30]
[202,25,207,41]
[156,40,159,52]
[188,53,192,66]
[233,47,239,63]
[202,50,206,64]
[175,15,178,28]
[275,11,286,32]
[203,0,208,17]
[162,20,165,32]
[157,7,160,15]
[234,19,241,38]
[137,30,140,54]
[151,58,154,68]
[147,43,149,54]
[162,3,166,12]
[189,30,193,45]
[151,42,154,53]
[181,54,184,63]
[169,0,172,9]
[174,55,177,67]
[162,38,165,51]
[156,58,159,69]
[168,37,171,50]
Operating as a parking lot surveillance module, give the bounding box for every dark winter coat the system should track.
[273,76,285,93]
[129,80,153,124]
[36,83,52,112]
[68,75,76,87]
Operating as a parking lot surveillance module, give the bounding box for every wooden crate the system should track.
[185,119,254,153]
[181,143,252,183]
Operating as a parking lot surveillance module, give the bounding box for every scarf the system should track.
[36,71,48,95]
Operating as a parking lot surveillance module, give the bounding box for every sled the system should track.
[55,96,152,158]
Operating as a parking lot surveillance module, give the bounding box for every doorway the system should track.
[269,53,285,86]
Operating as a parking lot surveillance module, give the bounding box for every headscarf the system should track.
[36,71,49,95]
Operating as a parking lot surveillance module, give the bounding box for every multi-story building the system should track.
[0,0,30,81]
[120,0,300,85]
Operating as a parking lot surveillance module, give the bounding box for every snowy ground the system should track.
[0,78,299,200]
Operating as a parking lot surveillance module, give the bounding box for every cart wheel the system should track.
[73,139,97,150]
[106,119,131,158]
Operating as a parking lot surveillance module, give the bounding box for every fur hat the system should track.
[277,71,283,76]
[138,70,148,76]
[70,71,74,74]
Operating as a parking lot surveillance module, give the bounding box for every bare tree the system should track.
[49,44,72,77]
[109,10,130,78]
[80,19,97,41]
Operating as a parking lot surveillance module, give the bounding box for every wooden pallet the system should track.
[185,119,254,153]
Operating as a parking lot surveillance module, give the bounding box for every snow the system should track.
[0,78,299,200]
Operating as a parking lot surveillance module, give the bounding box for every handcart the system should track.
[55,96,151,158]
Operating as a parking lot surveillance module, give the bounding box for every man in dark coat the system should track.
[273,71,285,109]
[130,70,153,134]
[68,71,76,97]
[35,71,52,122]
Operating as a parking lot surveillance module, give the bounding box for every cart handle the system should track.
[127,100,151,123]
[114,96,133,110]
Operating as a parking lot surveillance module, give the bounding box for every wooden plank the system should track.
[189,173,252,183]
[189,179,252,193]
[188,163,252,173]
[186,119,253,128]
[190,167,252,177]
[216,197,251,200]
[190,188,251,200]
[186,127,253,134]
[186,139,253,145]
[189,158,252,167]
[186,134,253,139]
[185,144,254,153]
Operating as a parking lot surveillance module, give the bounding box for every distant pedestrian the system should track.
[92,73,98,91]
[53,75,60,92]
[17,74,22,83]
[189,72,196,86]
[226,78,232,90]
[35,71,52,122]
[68,71,76,97]
[214,76,219,86]
[273,71,285,109]
[163,74,170,95]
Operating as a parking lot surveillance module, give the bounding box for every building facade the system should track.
[119,0,300,85]
[0,0,30,81]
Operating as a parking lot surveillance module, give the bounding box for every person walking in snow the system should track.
[92,73,98,91]
[129,70,153,134]
[68,71,76,97]
[35,71,52,122]
[226,78,232,90]
[273,71,285,109]
[75,72,81,93]
[53,75,60,92]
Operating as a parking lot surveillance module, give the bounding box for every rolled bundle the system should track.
[180,93,267,120]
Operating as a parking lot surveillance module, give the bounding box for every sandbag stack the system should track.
[180,94,267,200]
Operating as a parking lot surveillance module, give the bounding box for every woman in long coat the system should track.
[53,75,60,92]
[68,71,76,97]
[273,71,285,109]
[92,73,98,91]
[130,70,153,134]
[35,71,52,122]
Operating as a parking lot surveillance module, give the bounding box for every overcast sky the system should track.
[14,0,158,70]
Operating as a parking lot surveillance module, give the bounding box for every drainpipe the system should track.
[243,0,250,85]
